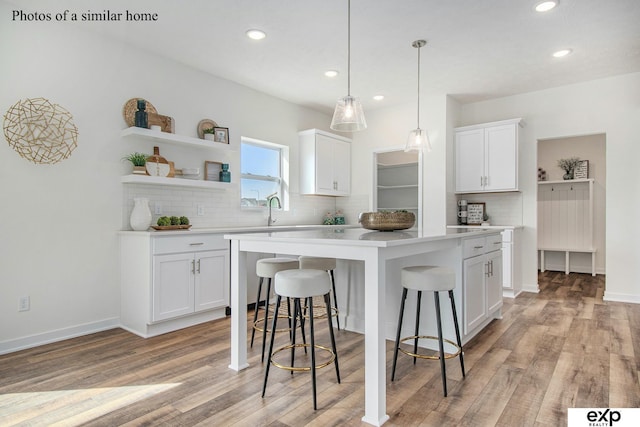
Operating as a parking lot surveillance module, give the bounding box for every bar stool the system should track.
[262,269,341,410]
[251,257,300,362]
[391,266,465,397]
[298,256,340,330]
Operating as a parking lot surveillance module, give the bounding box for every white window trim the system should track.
[240,136,289,210]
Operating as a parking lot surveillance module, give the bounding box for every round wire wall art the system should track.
[3,97,79,164]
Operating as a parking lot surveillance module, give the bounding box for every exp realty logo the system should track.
[568,408,640,427]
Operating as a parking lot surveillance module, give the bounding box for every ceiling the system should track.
[12,0,640,115]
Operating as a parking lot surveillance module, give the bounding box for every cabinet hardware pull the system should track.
[489,260,493,276]
[191,260,195,274]
[485,262,490,277]
[474,245,484,249]
[189,242,204,246]
[196,259,201,274]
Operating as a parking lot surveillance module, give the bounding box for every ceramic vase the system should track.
[130,197,152,231]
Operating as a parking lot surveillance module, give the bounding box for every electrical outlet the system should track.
[154,202,162,215]
[197,204,205,216]
[19,296,30,312]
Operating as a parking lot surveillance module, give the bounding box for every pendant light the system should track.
[405,40,431,152]
[330,0,367,132]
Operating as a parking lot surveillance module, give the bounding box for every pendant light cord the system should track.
[347,0,351,96]
[416,43,420,129]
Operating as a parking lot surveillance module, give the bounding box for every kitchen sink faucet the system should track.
[266,192,281,226]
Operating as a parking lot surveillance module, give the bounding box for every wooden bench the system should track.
[538,247,596,277]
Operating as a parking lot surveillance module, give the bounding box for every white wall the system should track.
[0,4,336,352]
[458,72,640,302]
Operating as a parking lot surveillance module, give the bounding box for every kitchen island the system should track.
[225,227,503,426]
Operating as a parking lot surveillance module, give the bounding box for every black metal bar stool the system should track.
[298,256,340,330]
[251,257,300,362]
[262,269,341,410]
[391,265,465,396]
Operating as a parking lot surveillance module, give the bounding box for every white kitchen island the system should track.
[225,227,502,426]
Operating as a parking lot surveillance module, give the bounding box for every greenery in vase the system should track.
[123,152,147,167]
[203,128,215,134]
[557,157,581,174]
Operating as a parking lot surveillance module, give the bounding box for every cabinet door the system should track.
[332,139,351,195]
[455,129,484,192]
[463,255,487,334]
[194,249,229,312]
[484,124,517,191]
[315,134,336,194]
[152,253,195,322]
[486,250,503,313]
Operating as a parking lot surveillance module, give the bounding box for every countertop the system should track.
[118,224,355,236]
[447,225,523,230]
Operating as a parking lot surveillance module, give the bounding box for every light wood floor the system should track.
[1,272,639,426]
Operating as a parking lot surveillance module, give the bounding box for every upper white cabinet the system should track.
[299,129,351,196]
[455,118,522,193]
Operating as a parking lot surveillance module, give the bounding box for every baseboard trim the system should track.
[603,292,640,304]
[522,283,540,293]
[0,318,120,355]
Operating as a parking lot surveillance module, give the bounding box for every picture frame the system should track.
[204,160,223,181]
[213,127,229,144]
[467,202,485,225]
[574,160,589,179]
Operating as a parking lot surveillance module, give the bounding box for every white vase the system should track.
[130,198,152,231]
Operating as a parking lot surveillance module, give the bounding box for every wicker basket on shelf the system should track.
[358,211,415,231]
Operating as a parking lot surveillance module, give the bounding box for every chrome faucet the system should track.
[266,192,281,226]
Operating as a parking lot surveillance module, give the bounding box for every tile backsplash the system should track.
[456,192,523,226]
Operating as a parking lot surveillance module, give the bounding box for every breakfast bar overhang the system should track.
[224,227,501,426]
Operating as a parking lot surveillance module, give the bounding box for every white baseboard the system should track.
[522,283,540,293]
[0,318,120,355]
[603,292,640,304]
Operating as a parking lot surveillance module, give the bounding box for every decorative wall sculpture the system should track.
[3,97,79,164]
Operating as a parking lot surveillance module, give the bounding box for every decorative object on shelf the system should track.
[130,198,152,231]
[123,152,148,175]
[146,146,171,177]
[3,97,78,164]
[323,212,335,225]
[204,160,222,181]
[466,203,486,225]
[203,127,216,141]
[181,167,200,180]
[330,0,366,132]
[557,157,581,180]
[148,112,175,133]
[219,163,231,182]
[134,99,149,128]
[573,160,589,179]
[150,125,162,131]
[405,39,431,152]
[538,167,547,181]
[458,200,468,225]
[213,127,229,144]
[153,215,191,230]
[334,210,345,225]
[197,119,218,139]
[123,98,157,126]
[358,211,415,231]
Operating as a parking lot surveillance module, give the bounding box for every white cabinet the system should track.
[120,232,229,337]
[299,129,351,196]
[462,234,503,334]
[455,118,522,193]
[501,228,522,297]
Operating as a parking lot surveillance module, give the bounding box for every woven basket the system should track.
[359,211,415,231]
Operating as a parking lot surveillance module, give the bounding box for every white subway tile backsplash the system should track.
[456,192,523,226]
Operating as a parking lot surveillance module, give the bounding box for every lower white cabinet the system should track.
[462,234,503,335]
[120,232,229,337]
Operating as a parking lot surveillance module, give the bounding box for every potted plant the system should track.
[203,127,215,141]
[557,157,581,180]
[123,152,148,175]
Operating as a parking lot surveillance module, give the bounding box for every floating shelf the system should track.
[121,127,234,152]
[377,184,419,190]
[538,178,593,185]
[121,174,236,190]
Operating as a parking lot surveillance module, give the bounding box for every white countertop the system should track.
[118,224,354,236]
[447,225,523,230]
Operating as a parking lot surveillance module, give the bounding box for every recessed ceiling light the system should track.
[246,29,266,40]
[552,48,572,58]
[535,1,558,12]
[373,95,385,101]
[324,70,339,78]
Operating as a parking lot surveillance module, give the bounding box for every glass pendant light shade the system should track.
[331,95,367,131]
[406,128,432,152]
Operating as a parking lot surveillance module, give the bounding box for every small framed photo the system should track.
[467,202,485,225]
[574,160,589,179]
[213,127,229,144]
[204,160,222,181]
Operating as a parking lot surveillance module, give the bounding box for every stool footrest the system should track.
[270,343,336,372]
[253,315,296,333]
[398,335,462,360]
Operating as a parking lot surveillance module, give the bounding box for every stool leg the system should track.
[290,297,298,374]
[391,287,408,381]
[295,298,308,354]
[434,291,447,397]
[262,295,281,398]
[329,269,340,330]
[250,277,264,348]
[413,290,422,365]
[260,278,272,363]
[308,296,317,410]
[325,293,340,383]
[449,290,465,378]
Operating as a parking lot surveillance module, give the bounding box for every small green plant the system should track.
[557,157,581,174]
[203,128,215,134]
[179,216,189,225]
[123,152,147,167]
[170,216,180,225]
[157,216,170,226]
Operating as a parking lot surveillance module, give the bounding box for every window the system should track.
[240,137,288,208]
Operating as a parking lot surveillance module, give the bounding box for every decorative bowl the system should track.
[358,211,415,231]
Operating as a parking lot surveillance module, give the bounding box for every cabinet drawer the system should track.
[153,234,228,254]
[486,234,503,251]
[463,237,487,259]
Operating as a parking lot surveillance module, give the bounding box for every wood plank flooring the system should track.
[1,271,639,426]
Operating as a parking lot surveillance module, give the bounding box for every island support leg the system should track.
[229,239,249,371]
